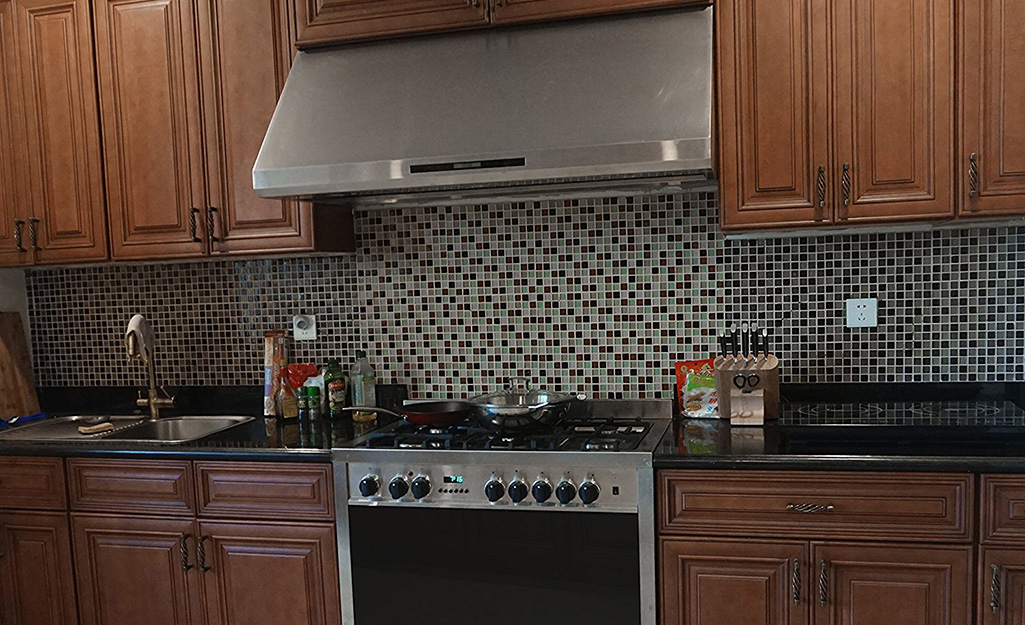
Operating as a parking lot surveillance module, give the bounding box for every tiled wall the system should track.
[25,191,1025,397]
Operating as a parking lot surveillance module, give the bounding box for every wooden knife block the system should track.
[714,356,780,427]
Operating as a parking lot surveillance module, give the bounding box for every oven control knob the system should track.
[579,479,600,505]
[358,475,381,498]
[531,478,553,503]
[556,479,577,505]
[484,476,505,503]
[411,475,432,500]
[508,480,529,503]
[388,476,409,500]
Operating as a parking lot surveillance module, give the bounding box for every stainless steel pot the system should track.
[469,378,582,432]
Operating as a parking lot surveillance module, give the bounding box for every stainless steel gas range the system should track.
[331,400,671,625]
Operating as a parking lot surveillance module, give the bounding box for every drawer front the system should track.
[68,459,195,516]
[196,462,334,521]
[980,475,1025,544]
[660,471,973,542]
[0,457,66,510]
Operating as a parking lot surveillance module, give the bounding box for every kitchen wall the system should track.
[25,191,1025,397]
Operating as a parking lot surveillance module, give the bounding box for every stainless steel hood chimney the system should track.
[254,5,714,202]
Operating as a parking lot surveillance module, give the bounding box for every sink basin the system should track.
[0,415,254,444]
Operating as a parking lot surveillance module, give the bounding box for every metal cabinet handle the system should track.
[969,153,979,199]
[792,559,801,605]
[13,220,25,253]
[468,0,479,6]
[818,560,828,607]
[207,207,221,244]
[189,208,201,243]
[28,218,40,251]
[179,533,193,571]
[197,535,211,573]
[841,163,851,208]
[786,503,835,513]
[816,166,826,208]
[991,564,1001,614]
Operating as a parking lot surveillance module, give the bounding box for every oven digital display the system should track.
[442,476,464,484]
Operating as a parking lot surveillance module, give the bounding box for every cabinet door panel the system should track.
[0,1,29,268]
[661,539,807,625]
[198,521,340,625]
[200,0,313,255]
[833,0,954,222]
[14,0,108,264]
[717,0,831,229]
[982,549,1025,625]
[0,512,78,625]
[491,0,706,24]
[813,543,971,625]
[72,515,203,625]
[94,0,206,260]
[960,0,1025,216]
[294,0,488,47]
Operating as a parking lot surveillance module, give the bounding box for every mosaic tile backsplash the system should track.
[24,191,1025,397]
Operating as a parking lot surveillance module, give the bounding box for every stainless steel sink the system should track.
[0,415,254,444]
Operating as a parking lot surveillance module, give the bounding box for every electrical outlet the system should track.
[292,314,317,341]
[845,298,878,328]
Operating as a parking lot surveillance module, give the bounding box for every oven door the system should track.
[346,506,641,624]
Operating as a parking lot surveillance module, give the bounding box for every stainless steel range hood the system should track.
[254,5,714,203]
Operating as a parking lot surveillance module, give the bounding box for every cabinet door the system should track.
[13,0,108,264]
[982,549,1025,625]
[661,539,808,625]
[93,0,207,260]
[832,0,954,223]
[199,0,313,255]
[717,0,831,230]
[960,0,1025,216]
[198,521,341,625]
[293,0,488,47]
[72,515,203,625]
[491,0,706,24]
[0,512,78,625]
[0,1,30,268]
[813,543,971,625]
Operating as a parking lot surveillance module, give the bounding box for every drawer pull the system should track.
[179,533,193,572]
[969,153,980,199]
[818,560,828,607]
[197,535,211,573]
[792,559,800,605]
[786,503,835,513]
[816,166,826,208]
[991,564,1001,614]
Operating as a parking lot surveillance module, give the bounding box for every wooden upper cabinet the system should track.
[813,543,972,625]
[717,0,830,230]
[661,539,807,625]
[13,0,108,264]
[0,512,79,625]
[490,0,706,24]
[198,0,314,255]
[294,0,489,47]
[93,0,208,261]
[832,0,955,223]
[0,1,30,268]
[960,0,1025,217]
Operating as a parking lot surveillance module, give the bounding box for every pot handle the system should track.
[506,377,532,390]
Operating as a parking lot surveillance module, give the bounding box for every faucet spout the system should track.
[125,315,174,419]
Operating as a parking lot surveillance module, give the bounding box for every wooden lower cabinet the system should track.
[981,548,1025,625]
[199,521,340,625]
[660,539,807,625]
[0,512,78,625]
[72,515,204,625]
[814,543,972,625]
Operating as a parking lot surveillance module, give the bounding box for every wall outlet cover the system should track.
[292,314,317,341]
[845,298,878,328]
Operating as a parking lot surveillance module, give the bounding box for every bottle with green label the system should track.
[325,359,348,421]
[349,351,377,408]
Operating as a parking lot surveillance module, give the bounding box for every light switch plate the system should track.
[845,298,878,328]
[292,314,317,341]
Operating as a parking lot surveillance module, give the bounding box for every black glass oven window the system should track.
[349,506,641,625]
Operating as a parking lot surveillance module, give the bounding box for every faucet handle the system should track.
[159,386,176,404]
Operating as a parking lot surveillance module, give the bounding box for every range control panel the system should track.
[347,463,640,513]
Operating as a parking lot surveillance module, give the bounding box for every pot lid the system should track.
[470,379,575,410]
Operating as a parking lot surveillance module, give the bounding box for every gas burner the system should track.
[796,404,885,419]
[907,403,1002,419]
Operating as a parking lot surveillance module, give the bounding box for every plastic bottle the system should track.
[324,359,348,420]
[349,351,377,408]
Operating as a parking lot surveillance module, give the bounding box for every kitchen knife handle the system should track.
[197,535,211,573]
[179,533,193,572]
[991,564,1001,614]
[29,218,41,251]
[818,560,829,607]
[816,166,826,209]
[792,559,801,605]
[189,208,201,243]
[13,220,25,253]
[969,153,980,199]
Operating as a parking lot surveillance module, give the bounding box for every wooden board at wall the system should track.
[0,312,39,418]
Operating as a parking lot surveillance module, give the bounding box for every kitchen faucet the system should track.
[125,315,175,420]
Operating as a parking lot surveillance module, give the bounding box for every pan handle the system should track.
[341,406,404,420]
